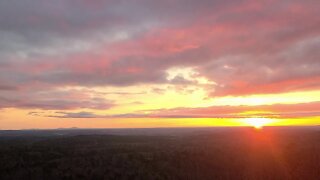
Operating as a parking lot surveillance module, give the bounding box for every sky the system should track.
[0,0,319,129]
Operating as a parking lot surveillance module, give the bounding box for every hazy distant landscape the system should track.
[0,127,319,180]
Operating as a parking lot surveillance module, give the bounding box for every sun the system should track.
[244,117,273,129]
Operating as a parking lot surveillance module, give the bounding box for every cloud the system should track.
[0,0,319,110]
[48,111,102,118]
[142,101,320,119]
[41,102,320,119]
[0,85,18,91]
[0,88,114,110]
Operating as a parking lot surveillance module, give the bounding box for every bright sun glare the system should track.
[244,117,273,129]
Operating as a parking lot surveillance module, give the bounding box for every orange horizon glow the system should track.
[243,117,274,129]
[0,107,319,130]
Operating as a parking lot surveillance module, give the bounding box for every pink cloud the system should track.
[0,0,319,110]
[135,101,320,119]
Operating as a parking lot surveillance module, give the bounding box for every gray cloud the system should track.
[0,88,114,110]
[0,0,319,108]
[48,111,102,118]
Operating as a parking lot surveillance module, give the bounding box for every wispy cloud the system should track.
[39,102,320,119]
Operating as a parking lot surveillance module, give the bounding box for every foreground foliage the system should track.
[0,128,319,180]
